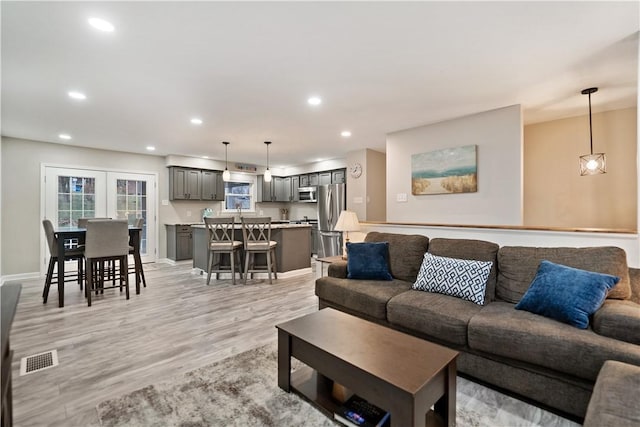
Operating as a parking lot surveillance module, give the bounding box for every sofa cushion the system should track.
[387,290,483,346]
[497,246,631,303]
[364,232,428,283]
[346,242,392,280]
[315,277,412,320]
[413,253,493,305]
[593,300,640,346]
[515,260,619,329]
[468,302,640,382]
[428,238,499,302]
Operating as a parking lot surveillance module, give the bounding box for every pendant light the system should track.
[222,141,231,182]
[579,87,606,176]
[264,141,272,182]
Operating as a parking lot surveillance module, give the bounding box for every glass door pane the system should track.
[107,172,156,263]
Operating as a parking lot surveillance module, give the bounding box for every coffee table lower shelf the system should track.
[289,365,445,427]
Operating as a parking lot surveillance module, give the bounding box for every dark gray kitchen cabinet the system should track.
[332,169,346,184]
[299,174,309,187]
[166,225,193,260]
[319,172,332,185]
[201,171,224,201]
[291,176,300,201]
[170,167,201,200]
[277,177,292,202]
[308,173,319,186]
[257,175,274,202]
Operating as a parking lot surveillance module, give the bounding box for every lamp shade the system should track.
[334,210,360,232]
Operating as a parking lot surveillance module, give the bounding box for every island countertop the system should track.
[190,223,311,230]
[192,224,311,273]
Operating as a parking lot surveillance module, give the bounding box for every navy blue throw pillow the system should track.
[346,242,393,281]
[515,260,619,329]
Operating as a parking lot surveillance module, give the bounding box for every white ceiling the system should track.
[2,1,638,168]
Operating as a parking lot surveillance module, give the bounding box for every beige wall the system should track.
[524,107,637,230]
[345,148,386,222]
[366,149,386,221]
[386,105,523,225]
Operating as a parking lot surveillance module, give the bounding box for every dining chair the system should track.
[77,217,111,228]
[205,217,244,285]
[41,219,85,303]
[129,217,147,288]
[79,217,115,286]
[84,219,130,306]
[241,217,278,284]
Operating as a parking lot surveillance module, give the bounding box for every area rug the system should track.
[96,343,579,427]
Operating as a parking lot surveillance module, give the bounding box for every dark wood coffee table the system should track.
[276,308,459,427]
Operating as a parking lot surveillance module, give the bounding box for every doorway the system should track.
[42,166,157,273]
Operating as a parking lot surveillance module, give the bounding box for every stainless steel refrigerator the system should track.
[317,183,346,258]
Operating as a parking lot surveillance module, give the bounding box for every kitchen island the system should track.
[192,223,311,275]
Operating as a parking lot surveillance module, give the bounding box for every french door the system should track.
[43,166,157,273]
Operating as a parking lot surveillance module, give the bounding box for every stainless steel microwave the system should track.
[298,186,317,203]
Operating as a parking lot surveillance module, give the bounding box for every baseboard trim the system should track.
[1,271,41,285]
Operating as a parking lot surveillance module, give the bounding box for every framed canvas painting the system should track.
[411,145,477,195]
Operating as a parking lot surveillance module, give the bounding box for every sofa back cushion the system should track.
[497,246,631,303]
[428,238,499,302]
[364,232,429,282]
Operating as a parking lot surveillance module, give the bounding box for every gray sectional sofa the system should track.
[315,232,640,419]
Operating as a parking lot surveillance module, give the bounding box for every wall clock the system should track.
[349,162,363,179]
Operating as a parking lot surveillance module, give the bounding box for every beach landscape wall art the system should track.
[411,144,478,195]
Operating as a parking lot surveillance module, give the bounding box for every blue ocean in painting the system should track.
[412,165,477,179]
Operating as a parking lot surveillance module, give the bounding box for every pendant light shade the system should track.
[579,87,606,176]
[264,141,272,182]
[222,141,231,182]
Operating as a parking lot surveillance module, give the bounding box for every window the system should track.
[57,176,96,227]
[224,181,254,212]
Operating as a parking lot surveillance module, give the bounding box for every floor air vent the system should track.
[20,350,59,376]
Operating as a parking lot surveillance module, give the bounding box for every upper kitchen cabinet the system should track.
[300,174,309,187]
[291,176,300,202]
[170,167,202,200]
[201,171,224,201]
[318,172,332,185]
[332,169,346,184]
[308,173,319,186]
[257,174,274,202]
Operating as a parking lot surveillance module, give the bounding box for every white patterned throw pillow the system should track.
[413,252,493,305]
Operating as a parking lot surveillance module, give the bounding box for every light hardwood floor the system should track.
[9,261,320,427]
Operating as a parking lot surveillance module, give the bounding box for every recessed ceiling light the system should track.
[341,131,352,137]
[68,91,87,100]
[58,134,72,140]
[88,17,115,32]
[146,146,156,151]
[307,96,322,106]
[202,156,209,159]
[190,118,203,125]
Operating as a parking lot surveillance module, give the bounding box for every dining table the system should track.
[53,225,143,307]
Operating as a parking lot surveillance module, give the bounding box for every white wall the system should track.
[386,105,523,225]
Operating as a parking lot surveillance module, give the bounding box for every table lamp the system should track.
[334,210,360,259]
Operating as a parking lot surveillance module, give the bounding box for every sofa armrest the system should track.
[583,360,640,427]
[327,261,348,279]
[593,300,640,346]
[629,267,640,305]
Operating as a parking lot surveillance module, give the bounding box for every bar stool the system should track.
[241,217,278,284]
[205,217,244,285]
